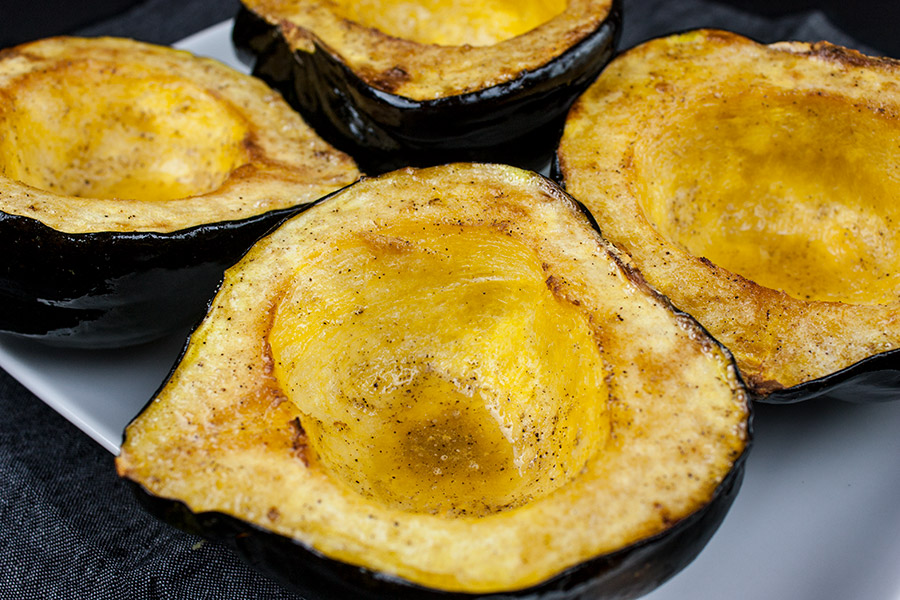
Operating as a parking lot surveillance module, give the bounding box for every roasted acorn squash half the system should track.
[0,36,359,347]
[556,29,900,403]
[116,163,750,598]
[232,0,621,173]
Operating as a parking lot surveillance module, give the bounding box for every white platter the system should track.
[1,19,899,600]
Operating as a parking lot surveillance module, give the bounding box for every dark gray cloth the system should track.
[71,0,242,46]
[0,1,890,599]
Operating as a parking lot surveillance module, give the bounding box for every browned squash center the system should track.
[269,222,609,517]
[0,61,250,202]
[634,89,900,304]
[329,0,567,46]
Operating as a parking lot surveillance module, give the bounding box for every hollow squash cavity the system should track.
[269,222,609,517]
[328,0,567,47]
[118,163,749,595]
[636,89,900,305]
[0,61,249,202]
[557,29,900,396]
[0,36,359,235]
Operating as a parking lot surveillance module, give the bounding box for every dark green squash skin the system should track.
[0,206,302,348]
[231,1,622,174]
[760,350,900,404]
[127,447,748,600]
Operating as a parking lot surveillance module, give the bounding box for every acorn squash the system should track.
[556,30,900,402]
[0,36,359,347]
[231,0,621,173]
[116,163,750,598]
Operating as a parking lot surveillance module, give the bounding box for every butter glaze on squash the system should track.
[557,29,900,399]
[117,163,749,597]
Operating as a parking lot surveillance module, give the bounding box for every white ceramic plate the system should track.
[1,20,899,600]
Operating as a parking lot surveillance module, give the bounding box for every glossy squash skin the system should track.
[117,163,750,599]
[0,36,359,347]
[231,0,621,173]
[0,207,301,347]
[556,30,900,403]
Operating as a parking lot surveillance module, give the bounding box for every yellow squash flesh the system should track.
[117,163,748,593]
[328,0,567,47]
[0,36,359,233]
[240,0,615,100]
[557,29,900,394]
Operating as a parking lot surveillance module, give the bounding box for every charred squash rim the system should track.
[555,29,900,401]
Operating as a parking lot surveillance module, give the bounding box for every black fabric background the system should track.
[0,1,893,598]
